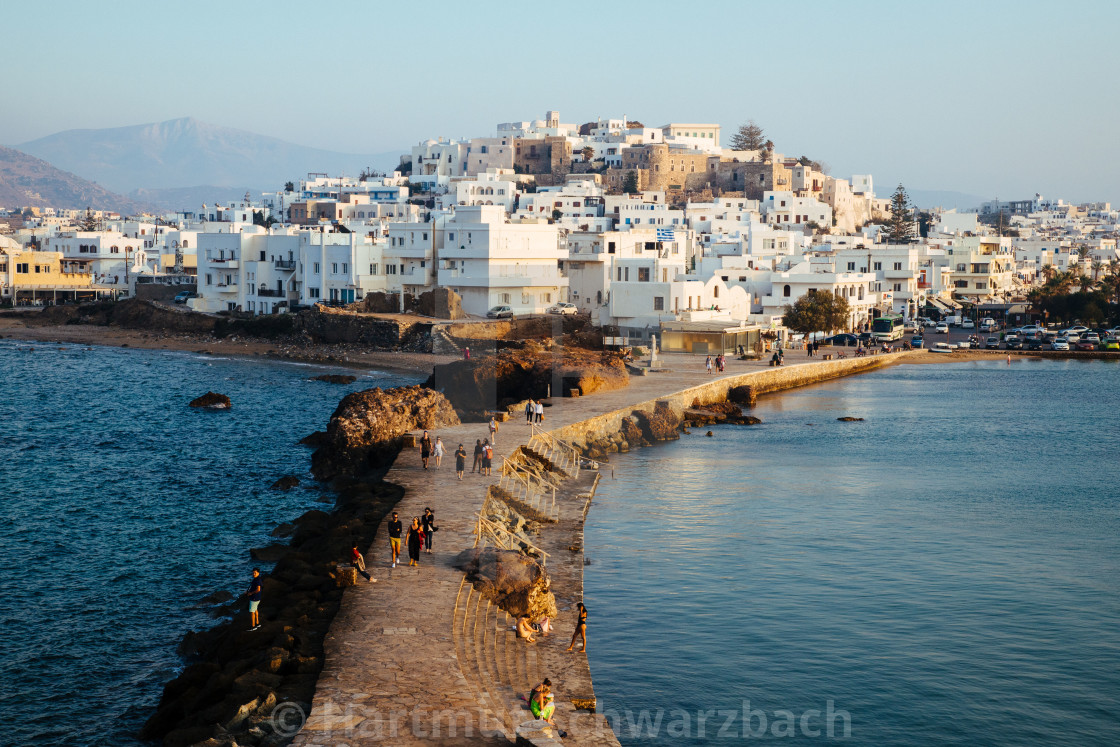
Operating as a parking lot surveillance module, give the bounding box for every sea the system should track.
[0,339,416,745]
[584,359,1120,745]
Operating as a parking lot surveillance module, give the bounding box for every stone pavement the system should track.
[290,350,914,746]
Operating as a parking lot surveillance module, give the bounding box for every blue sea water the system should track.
[0,339,415,746]
[584,359,1120,745]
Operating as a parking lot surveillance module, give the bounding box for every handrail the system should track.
[474,515,549,565]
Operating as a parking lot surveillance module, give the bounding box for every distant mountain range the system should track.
[0,145,148,214]
[15,117,404,195]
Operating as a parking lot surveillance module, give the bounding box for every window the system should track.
[542,292,551,303]
[448,232,455,241]
[16,263,28,273]
[893,283,902,292]
[847,262,856,271]
[653,296,664,311]
[370,264,377,275]
[342,263,348,273]
[783,285,791,297]
[332,263,338,274]
[313,262,320,273]
[638,267,650,282]
[205,273,212,285]
[893,262,902,271]
[624,267,630,281]
[873,261,882,271]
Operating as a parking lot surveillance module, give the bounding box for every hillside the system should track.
[0,145,148,214]
[17,117,402,194]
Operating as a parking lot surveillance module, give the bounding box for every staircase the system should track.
[453,576,544,740]
[430,326,461,355]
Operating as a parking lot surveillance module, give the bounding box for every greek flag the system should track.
[656,228,675,242]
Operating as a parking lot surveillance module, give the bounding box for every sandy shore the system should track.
[0,319,455,376]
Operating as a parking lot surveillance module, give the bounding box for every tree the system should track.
[79,207,98,231]
[622,170,639,195]
[730,120,765,151]
[782,289,851,335]
[887,184,916,244]
[580,146,595,163]
[284,181,295,192]
[759,140,774,163]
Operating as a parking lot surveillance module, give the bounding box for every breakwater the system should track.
[286,351,915,747]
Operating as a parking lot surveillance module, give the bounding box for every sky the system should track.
[3,0,1119,204]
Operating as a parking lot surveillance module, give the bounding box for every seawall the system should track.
[290,351,915,747]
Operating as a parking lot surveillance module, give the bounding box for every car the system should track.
[910,335,924,348]
[1051,339,1070,351]
[173,291,196,304]
[486,305,514,319]
[961,320,975,329]
[1084,333,1101,343]
[1061,325,1089,336]
[980,319,997,331]
[1107,327,1120,337]
[1005,338,1023,350]
[823,333,859,347]
[924,319,938,328]
[1024,338,1045,351]
[546,302,578,315]
[904,320,920,332]
[935,322,949,334]
[1102,337,1120,350]
[984,337,1001,349]
[1075,340,1097,351]
[1019,324,1042,335]
[858,332,873,344]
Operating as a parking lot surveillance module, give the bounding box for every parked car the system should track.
[486,305,514,319]
[980,319,997,331]
[961,319,975,329]
[1060,325,1089,336]
[984,336,1001,349]
[1075,340,1097,351]
[823,333,860,347]
[1084,333,1101,344]
[1101,337,1120,350]
[935,322,949,334]
[1051,339,1070,351]
[1024,338,1045,351]
[1019,324,1043,335]
[910,335,924,348]
[924,318,938,328]
[858,332,873,344]
[173,291,196,304]
[1005,338,1023,350]
[546,302,578,315]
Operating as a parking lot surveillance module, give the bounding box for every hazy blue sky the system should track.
[3,0,1118,203]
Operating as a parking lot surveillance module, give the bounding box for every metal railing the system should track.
[497,456,559,518]
[527,422,581,477]
[473,511,549,566]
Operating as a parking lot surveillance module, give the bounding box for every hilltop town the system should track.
[2,110,1118,347]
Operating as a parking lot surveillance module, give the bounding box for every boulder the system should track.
[632,400,681,442]
[311,374,357,384]
[311,385,460,480]
[249,545,289,563]
[728,385,757,407]
[190,392,231,409]
[270,475,300,490]
[298,431,327,448]
[619,416,647,448]
[453,547,558,621]
[837,416,865,422]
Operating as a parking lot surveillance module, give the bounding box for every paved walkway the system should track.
[290,350,905,746]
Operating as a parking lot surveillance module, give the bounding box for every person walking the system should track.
[482,440,494,476]
[406,517,424,567]
[419,430,432,470]
[472,439,484,473]
[244,568,263,631]
[350,545,375,583]
[421,508,437,554]
[433,436,445,469]
[535,400,544,424]
[388,512,402,568]
[565,602,587,652]
[488,415,499,444]
[455,442,467,480]
[525,399,535,424]
[705,355,713,375]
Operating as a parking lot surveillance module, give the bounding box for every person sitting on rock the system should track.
[529,679,556,724]
[517,615,537,643]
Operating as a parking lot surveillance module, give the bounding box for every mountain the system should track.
[908,189,992,212]
[129,186,264,212]
[0,145,148,214]
[16,117,404,195]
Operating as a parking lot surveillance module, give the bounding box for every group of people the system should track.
[471,439,495,476]
[387,508,439,568]
[419,431,475,481]
[524,399,545,424]
[704,354,727,374]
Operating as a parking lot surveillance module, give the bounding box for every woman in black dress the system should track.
[455,443,467,480]
[421,508,436,554]
[566,602,587,652]
[406,517,424,566]
[420,431,432,470]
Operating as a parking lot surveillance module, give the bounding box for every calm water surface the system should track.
[585,359,1120,745]
[0,340,415,745]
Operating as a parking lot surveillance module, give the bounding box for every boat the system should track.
[930,342,953,353]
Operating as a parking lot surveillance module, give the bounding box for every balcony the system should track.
[209,258,239,269]
[257,288,285,297]
[274,259,296,271]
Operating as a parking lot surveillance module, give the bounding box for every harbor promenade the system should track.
[291,350,915,746]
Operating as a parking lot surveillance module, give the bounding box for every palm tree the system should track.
[1092,259,1103,281]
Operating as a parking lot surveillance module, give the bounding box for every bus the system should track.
[872,314,905,342]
